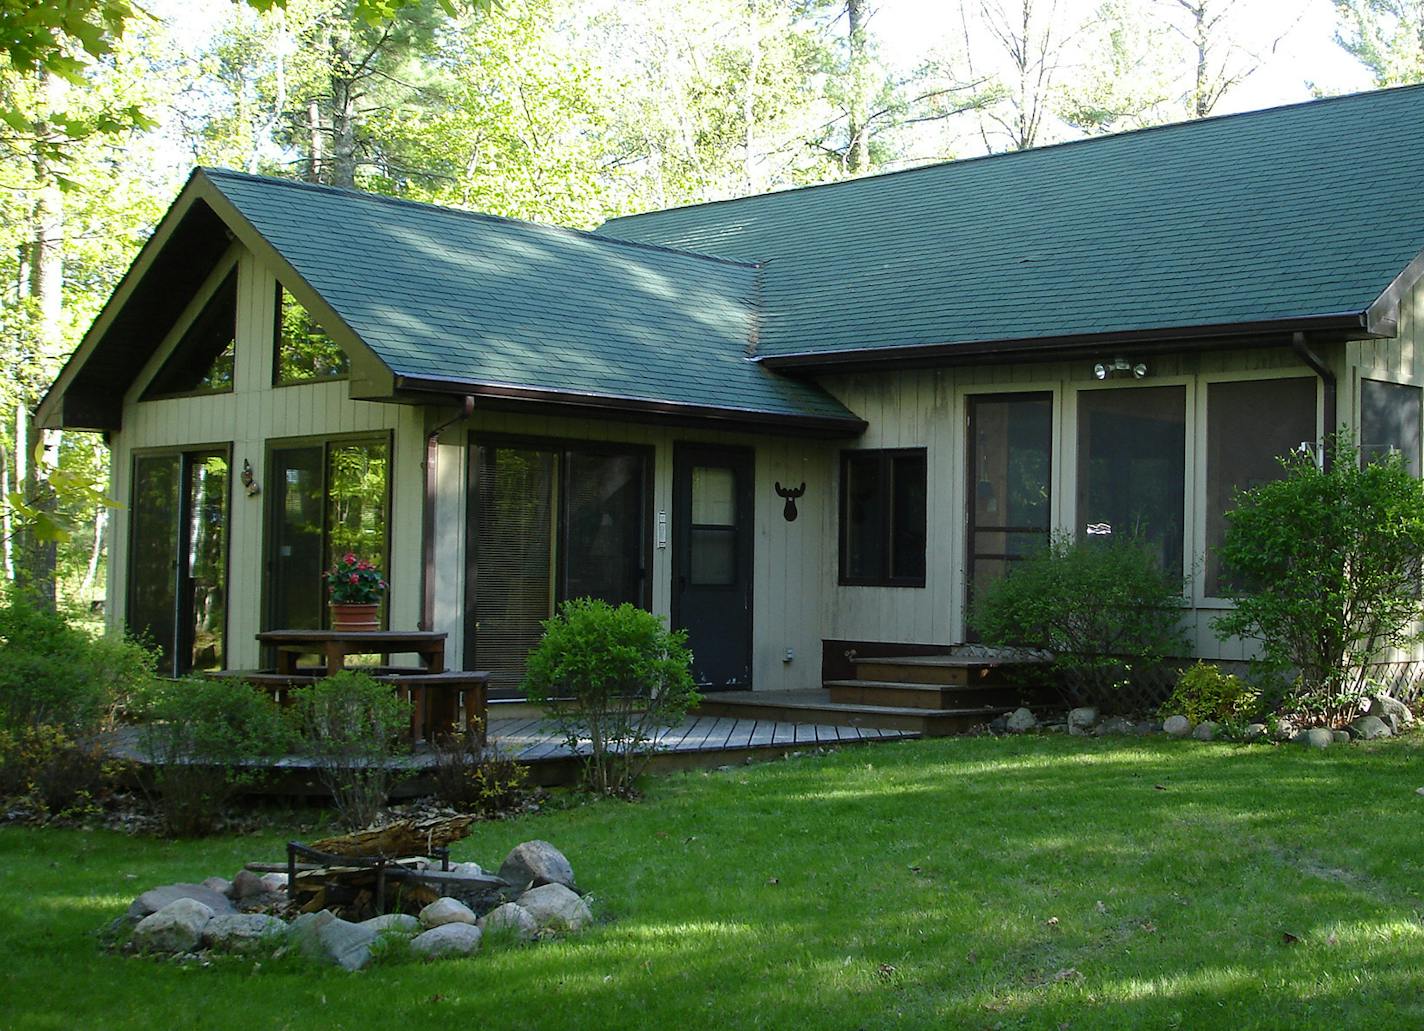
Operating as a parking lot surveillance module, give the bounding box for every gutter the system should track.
[1290,331,1337,472]
[420,395,475,632]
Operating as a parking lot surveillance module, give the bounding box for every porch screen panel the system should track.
[471,446,558,692]
[268,446,325,630]
[563,451,645,604]
[1076,386,1186,575]
[185,452,229,671]
[967,393,1053,615]
[128,454,182,668]
[1361,379,1422,475]
[1205,377,1316,596]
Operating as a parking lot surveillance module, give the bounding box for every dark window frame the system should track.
[260,429,395,634]
[271,284,351,388]
[838,447,928,588]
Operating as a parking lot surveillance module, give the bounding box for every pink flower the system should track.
[348,573,359,583]
[343,552,357,565]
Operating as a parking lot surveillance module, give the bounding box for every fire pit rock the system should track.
[109,839,592,967]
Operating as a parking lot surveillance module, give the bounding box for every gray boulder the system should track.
[1300,728,1334,749]
[1067,707,1098,735]
[448,861,484,878]
[287,910,336,959]
[316,918,379,971]
[1243,723,1268,741]
[230,869,270,900]
[1005,707,1037,733]
[202,913,287,953]
[133,898,214,954]
[260,873,288,894]
[411,923,482,960]
[127,883,235,922]
[478,902,538,942]
[1096,716,1134,736]
[499,840,576,893]
[1350,715,1392,740]
[419,896,477,929]
[1332,730,1352,744]
[1274,719,1298,742]
[362,913,421,934]
[1192,721,1220,741]
[1162,715,1193,738]
[518,883,593,932]
[202,876,233,897]
[1369,694,1414,728]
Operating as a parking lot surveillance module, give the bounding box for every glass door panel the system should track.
[128,454,182,669]
[564,451,645,604]
[184,452,229,672]
[469,446,558,693]
[268,446,325,631]
[326,441,390,623]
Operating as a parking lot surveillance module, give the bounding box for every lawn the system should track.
[3,733,1423,1030]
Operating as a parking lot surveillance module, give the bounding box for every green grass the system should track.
[4,734,1424,1029]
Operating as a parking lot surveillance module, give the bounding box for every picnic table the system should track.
[216,629,489,745]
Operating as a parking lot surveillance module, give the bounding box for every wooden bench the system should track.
[209,669,490,746]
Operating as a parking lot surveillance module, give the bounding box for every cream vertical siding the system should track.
[108,248,425,670]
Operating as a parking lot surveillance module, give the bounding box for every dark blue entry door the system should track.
[672,444,754,691]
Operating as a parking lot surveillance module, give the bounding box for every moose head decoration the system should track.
[774,481,806,522]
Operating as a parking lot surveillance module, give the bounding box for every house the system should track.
[37,85,1424,696]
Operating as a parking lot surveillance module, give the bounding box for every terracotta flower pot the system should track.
[329,602,380,632]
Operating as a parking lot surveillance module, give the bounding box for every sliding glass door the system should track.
[266,436,390,631]
[128,449,230,676]
[466,439,650,692]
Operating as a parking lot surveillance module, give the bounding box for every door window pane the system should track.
[691,467,736,526]
[326,441,389,596]
[1076,386,1186,574]
[128,455,181,668]
[1206,377,1316,595]
[1361,379,1422,475]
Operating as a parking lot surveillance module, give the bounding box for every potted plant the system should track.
[324,552,387,631]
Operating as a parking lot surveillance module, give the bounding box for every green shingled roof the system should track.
[201,168,860,427]
[597,85,1424,360]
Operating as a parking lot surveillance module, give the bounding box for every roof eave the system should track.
[756,313,1375,373]
[389,374,868,438]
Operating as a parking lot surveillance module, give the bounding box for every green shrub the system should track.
[291,671,410,829]
[1214,433,1424,724]
[134,678,291,837]
[1160,662,1259,724]
[0,597,155,735]
[524,598,698,796]
[428,727,530,817]
[0,724,123,820]
[968,533,1188,710]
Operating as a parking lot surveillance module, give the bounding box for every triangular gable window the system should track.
[274,285,349,384]
[142,271,236,398]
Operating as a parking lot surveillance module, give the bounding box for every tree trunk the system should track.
[846,0,871,174]
[307,97,324,183]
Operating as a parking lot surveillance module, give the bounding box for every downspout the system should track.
[1290,331,1337,472]
[420,396,475,632]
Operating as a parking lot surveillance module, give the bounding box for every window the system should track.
[142,271,236,398]
[1205,377,1316,596]
[1076,386,1186,574]
[266,436,390,631]
[1361,379,1422,475]
[467,439,650,690]
[840,449,927,586]
[274,286,349,384]
[967,393,1052,609]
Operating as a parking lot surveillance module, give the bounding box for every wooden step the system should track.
[693,692,1009,737]
[823,679,1020,710]
[852,655,1018,686]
